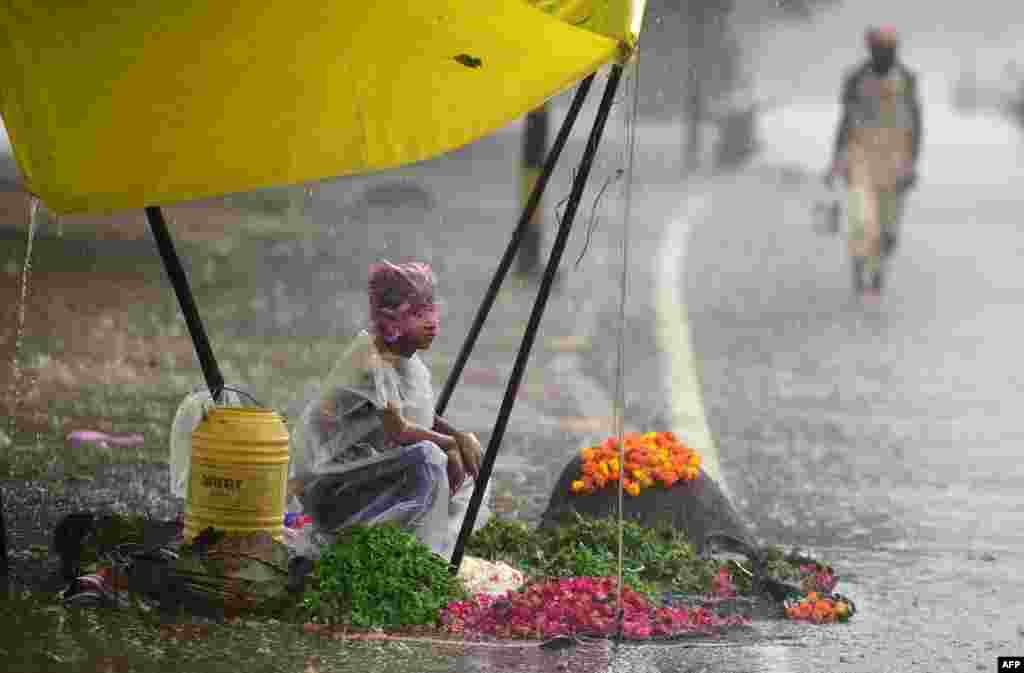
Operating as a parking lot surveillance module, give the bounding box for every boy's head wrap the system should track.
[367,260,439,343]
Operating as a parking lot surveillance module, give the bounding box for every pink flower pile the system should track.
[710,567,737,599]
[440,577,750,641]
[800,564,838,595]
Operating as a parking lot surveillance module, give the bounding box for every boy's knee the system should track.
[413,440,447,467]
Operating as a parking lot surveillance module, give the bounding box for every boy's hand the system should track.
[381,400,408,437]
[445,444,467,494]
[453,431,483,478]
[287,478,306,498]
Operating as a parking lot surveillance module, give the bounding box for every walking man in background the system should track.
[829,25,923,297]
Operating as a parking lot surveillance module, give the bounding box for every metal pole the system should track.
[435,75,595,417]
[685,0,705,175]
[0,487,7,582]
[449,64,625,573]
[146,206,225,402]
[516,103,550,276]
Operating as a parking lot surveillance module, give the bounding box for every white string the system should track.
[613,53,640,642]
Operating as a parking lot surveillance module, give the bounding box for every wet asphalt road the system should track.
[676,163,1024,671]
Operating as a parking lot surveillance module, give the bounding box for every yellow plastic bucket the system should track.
[184,406,290,542]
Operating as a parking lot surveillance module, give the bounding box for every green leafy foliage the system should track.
[764,544,803,582]
[302,523,466,627]
[466,513,722,597]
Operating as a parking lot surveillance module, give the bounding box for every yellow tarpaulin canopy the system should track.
[0,1,644,216]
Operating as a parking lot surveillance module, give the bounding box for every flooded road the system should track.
[683,101,1024,669]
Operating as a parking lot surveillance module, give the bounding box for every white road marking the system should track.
[653,191,728,493]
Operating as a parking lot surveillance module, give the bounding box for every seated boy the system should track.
[287,260,486,560]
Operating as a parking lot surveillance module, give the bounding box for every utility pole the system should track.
[517,103,549,276]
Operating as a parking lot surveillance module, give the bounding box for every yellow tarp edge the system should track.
[0,1,631,215]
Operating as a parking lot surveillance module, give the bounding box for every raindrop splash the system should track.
[6,196,41,448]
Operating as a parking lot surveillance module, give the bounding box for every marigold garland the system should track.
[784,592,854,624]
[570,431,702,497]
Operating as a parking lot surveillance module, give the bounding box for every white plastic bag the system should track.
[441,477,493,560]
[458,556,526,596]
[168,385,251,500]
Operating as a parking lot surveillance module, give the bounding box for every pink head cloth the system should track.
[367,260,439,343]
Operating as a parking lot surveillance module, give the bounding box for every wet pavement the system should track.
[679,132,1024,668]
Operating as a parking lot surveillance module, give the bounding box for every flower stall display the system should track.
[571,432,702,497]
[58,509,858,641]
[440,577,750,641]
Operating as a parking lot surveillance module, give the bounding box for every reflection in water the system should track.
[751,644,796,673]
[456,639,613,673]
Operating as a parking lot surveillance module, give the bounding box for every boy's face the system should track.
[405,304,439,351]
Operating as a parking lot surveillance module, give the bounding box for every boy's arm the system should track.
[381,401,456,449]
[395,423,457,450]
[433,415,458,435]
[434,414,482,477]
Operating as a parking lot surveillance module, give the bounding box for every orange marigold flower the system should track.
[573,432,704,496]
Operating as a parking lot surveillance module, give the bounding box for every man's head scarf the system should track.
[866,25,899,49]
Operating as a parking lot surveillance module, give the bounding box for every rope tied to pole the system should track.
[613,53,641,648]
